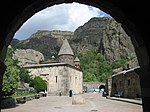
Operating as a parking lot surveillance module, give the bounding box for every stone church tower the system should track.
[74,57,80,69]
[58,39,74,66]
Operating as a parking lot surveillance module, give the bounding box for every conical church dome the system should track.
[74,57,80,62]
[58,39,74,66]
[58,39,74,56]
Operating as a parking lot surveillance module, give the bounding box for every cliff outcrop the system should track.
[13,17,138,67]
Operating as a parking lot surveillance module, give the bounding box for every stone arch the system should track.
[1,0,150,111]
[99,85,105,90]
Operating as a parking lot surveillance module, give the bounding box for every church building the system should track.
[24,39,83,95]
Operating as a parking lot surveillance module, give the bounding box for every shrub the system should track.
[32,76,47,93]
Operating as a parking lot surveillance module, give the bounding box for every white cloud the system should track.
[14,2,110,40]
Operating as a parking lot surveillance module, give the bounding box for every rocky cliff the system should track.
[13,49,44,66]
[71,17,138,67]
[15,30,74,60]
[13,17,139,67]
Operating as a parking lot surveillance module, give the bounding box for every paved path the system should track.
[106,96,142,105]
[1,93,143,112]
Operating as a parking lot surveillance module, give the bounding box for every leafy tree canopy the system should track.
[78,50,128,82]
[18,67,31,83]
[2,48,20,97]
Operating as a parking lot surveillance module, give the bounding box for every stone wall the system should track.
[83,82,105,90]
[123,71,141,98]
[25,63,83,95]
[105,77,112,96]
[110,67,141,98]
[58,55,74,66]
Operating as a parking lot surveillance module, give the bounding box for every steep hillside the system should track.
[15,30,74,60]
[71,17,138,67]
[13,17,139,67]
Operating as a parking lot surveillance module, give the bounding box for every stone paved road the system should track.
[1,93,143,112]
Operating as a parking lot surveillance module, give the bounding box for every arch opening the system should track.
[0,1,149,112]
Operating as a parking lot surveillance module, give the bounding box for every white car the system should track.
[100,89,104,93]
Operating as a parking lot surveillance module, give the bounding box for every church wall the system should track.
[68,67,83,94]
[25,64,83,95]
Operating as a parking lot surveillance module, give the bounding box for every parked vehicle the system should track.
[102,91,107,97]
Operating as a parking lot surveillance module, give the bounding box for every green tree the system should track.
[97,61,112,82]
[18,67,31,83]
[78,50,104,82]
[78,50,127,82]
[111,58,127,69]
[32,76,47,93]
[2,48,20,97]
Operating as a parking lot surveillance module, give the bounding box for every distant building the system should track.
[83,82,105,92]
[105,66,141,98]
[24,39,83,95]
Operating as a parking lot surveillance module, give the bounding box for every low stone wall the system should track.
[15,94,39,104]
[83,82,105,90]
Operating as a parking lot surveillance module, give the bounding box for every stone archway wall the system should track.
[1,0,150,111]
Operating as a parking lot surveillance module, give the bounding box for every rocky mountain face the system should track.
[100,18,134,62]
[15,30,74,60]
[13,17,139,67]
[71,17,138,67]
[71,17,107,53]
[13,49,44,66]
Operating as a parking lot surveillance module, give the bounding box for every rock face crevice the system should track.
[12,17,139,67]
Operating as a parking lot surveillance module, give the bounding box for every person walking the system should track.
[69,90,73,97]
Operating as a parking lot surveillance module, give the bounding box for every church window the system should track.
[128,79,130,86]
[120,81,122,86]
[56,76,58,83]
[75,77,77,83]
[40,74,47,76]
[113,83,116,88]
[75,64,77,67]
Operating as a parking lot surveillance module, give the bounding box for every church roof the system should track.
[74,57,80,62]
[24,63,82,72]
[58,39,74,56]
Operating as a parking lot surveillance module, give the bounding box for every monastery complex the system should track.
[24,39,83,95]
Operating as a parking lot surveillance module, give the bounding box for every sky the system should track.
[14,2,110,40]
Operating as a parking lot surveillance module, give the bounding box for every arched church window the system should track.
[56,76,58,83]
